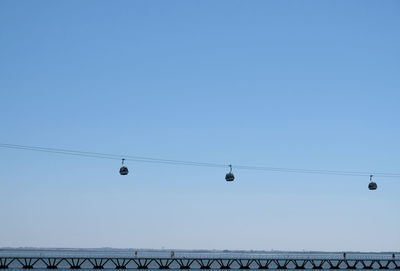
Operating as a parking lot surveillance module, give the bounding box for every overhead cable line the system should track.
[0,143,399,178]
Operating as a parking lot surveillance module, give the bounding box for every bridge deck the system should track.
[0,256,399,270]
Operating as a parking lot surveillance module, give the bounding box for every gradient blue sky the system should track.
[1,1,399,251]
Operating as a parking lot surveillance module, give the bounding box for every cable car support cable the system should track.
[1,143,399,180]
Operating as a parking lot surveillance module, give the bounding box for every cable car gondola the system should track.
[119,158,129,175]
[368,174,377,190]
[225,164,235,182]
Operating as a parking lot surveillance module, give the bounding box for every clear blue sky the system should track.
[0,0,399,251]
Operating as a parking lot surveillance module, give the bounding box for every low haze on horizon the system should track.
[0,0,399,252]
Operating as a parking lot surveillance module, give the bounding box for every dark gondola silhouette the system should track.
[119,158,129,175]
[368,174,377,190]
[225,164,235,182]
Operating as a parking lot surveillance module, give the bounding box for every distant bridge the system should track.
[1,256,399,270]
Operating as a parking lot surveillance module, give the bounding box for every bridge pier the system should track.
[216,259,234,269]
[40,258,63,269]
[0,258,14,269]
[17,258,40,269]
[196,259,214,269]
[110,258,131,269]
[88,258,109,269]
[378,261,391,270]
[272,260,290,269]
[309,260,326,269]
[65,258,87,269]
[293,260,308,269]
[327,260,342,269]
[344,260,359,269]
[255,259,272,269]
[154,259,174,269]
[177,259,195,269]
[132,259,152,269]
[237,259,254,269]
[360,260,375,270]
